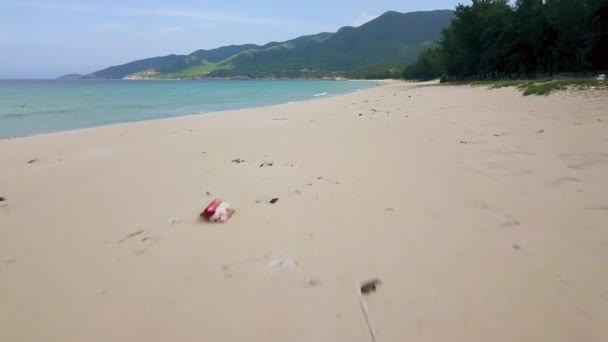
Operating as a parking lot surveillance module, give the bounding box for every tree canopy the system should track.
[404,0,608,80]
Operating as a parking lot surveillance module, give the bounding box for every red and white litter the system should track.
[201,199,235,223]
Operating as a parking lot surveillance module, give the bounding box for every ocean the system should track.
[0,79,375,138]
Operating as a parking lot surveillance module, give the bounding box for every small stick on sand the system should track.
[118,230,144,244]
[359,297,377,342]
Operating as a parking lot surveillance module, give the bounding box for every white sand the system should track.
[1,82,607,342]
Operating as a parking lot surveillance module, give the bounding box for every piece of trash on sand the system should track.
[268,256,296,270]
[538,129,545,134]
[231,158,245,164]
[259,162,274,167]
[0,197,5,202]
[168,217,183,225]
[27,159,38,164]
[269,198,279,204]
[201,199,235,223]
[206,191,212,196]
[118,230,144,243]
[360,279,382,295]
[306,279,322,288]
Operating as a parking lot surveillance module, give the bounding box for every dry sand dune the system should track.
[1,82,607,342]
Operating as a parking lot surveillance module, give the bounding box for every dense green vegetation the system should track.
[345,63,406,79]
[65,10,454,80]
[403,0,608,81]
[84,54,187,79]
[402,47,446,80]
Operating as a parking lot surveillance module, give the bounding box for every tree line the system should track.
[403,0,608,81]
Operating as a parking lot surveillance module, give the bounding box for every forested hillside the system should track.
[404,0,607,80]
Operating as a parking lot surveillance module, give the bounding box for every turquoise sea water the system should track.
[0,80,375,138]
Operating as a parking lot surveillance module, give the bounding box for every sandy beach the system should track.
[1,81,607,342]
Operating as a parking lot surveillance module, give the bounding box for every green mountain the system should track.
[67,10,454,80]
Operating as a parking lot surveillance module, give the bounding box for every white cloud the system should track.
[0,1,281,26]
[350,13,380,27]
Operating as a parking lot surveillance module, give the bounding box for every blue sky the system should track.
[0,0,465,78]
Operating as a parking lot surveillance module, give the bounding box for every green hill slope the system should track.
[73,10,454,80]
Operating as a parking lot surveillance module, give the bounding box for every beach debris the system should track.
[259,162,274,167]
[359,113,364,116]
[269,198,279,204]
[460,140,468,144]
[597,74,606,82]
[27,159,38,164]
[502,216,521,227]
[538,129,545,134]
[294,190,302,196]
[0,197,5,202]
[273,117,290,121]
[358,280,380,342]
[168,217,183,225]
[597,119,602,122]
[306,279,322,288]
[201,199,235,223]
[360,279,382,295]
[118,230,144,244]
[206,191,212,196]
[231,158,246,164]
[513,244,522,251]
[268,256,297,270]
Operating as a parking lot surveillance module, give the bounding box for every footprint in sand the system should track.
[502,215,521,227]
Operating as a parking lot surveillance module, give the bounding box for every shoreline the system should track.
[1,82,607,342]
[0,80,386,140]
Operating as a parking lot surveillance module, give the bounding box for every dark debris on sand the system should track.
[360,279,382,295]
